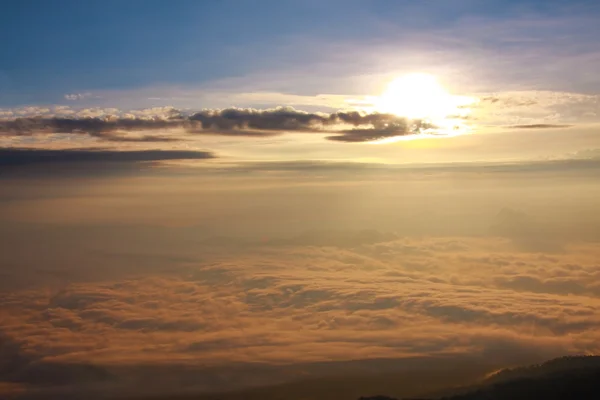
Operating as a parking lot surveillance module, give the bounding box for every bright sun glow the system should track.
[357,73,478,143]
[375,73,473,120]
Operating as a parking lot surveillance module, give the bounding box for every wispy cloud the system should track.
[64,92,92,101]
[509,124,573,129]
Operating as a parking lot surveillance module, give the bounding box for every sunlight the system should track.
[351,73,478,143]
[374,73,475,120]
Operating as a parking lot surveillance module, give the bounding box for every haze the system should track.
[1,1,600,399]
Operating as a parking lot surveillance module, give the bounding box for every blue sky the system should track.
[2,0,600,107]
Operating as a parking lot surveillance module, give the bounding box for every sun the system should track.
[374,73,473,121]
[347,72,478,143]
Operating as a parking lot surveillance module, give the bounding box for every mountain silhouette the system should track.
[401,355,600,400]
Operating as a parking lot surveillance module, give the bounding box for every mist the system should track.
[1,159,599,398]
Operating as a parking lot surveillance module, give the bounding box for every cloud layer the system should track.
[0,148,215,168]
[1,234,599,396]
[0,107,439,143]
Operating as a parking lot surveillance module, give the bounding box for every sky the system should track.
[1,0,600,165]
[1,1,600,399]
[2,0,599,102]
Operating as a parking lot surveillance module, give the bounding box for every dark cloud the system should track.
[91,132,182,143]
[188,109,436,142]
[0,148,215,167]
[0,115,186,143]
[494,275,597,297]
[0,115,183,135]
[481,96,500,104]
[509,124,572,129]
[0,107,438,143]
[10,361,114,387]
[327,121,436,142]
[0,332,36,381]
[189,107,326,133]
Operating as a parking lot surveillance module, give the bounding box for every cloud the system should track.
[509,124,573,129]
[0,331,36,379]
[0,107,443,143]
[494,275,598,297]
[0,148,216,167]
[64,92,92,101]
[97,132,182,143]
[3,236,600,358]
[467,90,600,129]
[327,120,436,142]
[3,90,596,147]
[2,233,600,395]
[189,107,436,141]
[0,115,183,136]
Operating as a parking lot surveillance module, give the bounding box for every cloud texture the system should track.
[0,107,439,143]
[1,234,599,396]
